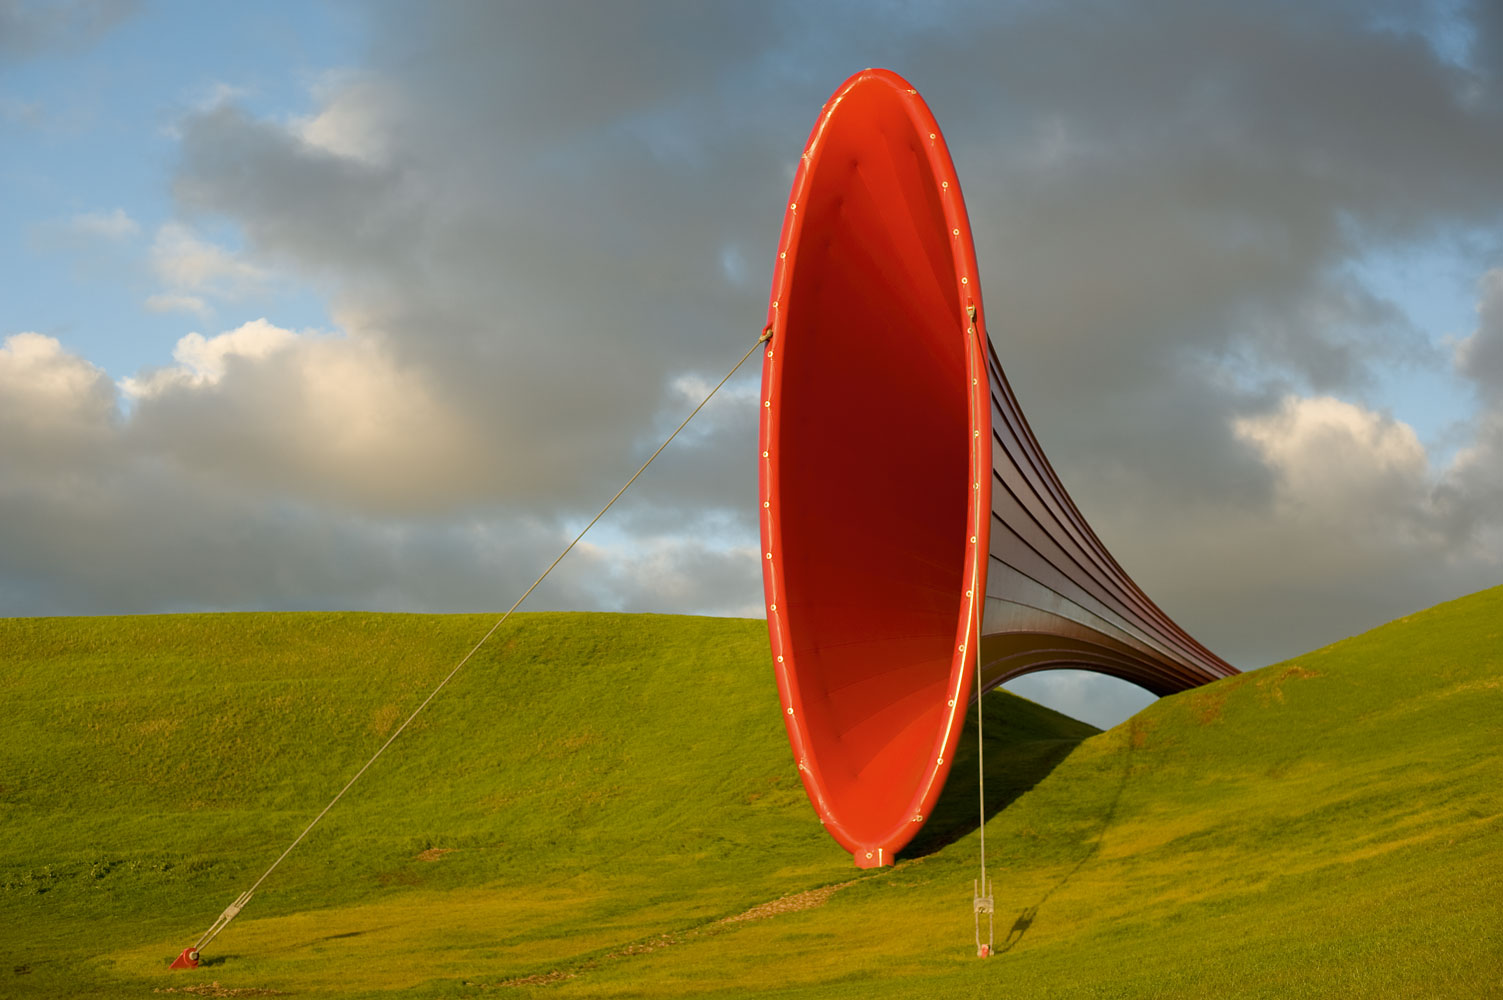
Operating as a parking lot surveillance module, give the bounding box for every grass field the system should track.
[2,587,1500,998]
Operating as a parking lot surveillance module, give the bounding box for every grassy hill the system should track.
[1,588,1499,998]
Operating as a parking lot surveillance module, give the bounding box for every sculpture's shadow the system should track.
[902,688,1099,859]
[995,726,1135,953]
[901,693,1139,955]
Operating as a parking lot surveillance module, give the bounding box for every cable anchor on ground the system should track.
[974,875,994,958]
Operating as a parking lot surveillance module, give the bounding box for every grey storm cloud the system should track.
[4,0,1503,724]
[1438,268,1503,548]
[1457,269,1503,391]
[0,0,136,61]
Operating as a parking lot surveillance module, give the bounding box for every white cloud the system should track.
[119,320,482,512]
[0,331,110,415]
[668,371,759,408]
[144,292,212,317]
[292,71,400,165]
[1115,385,1498,669]
[149,222,266,297]
[566,532,763,617]
[69,207,138,240]
[290,336,464,473]
[120,318,300,397]
[1234,395,1431,523]
[192,81,253,112]
[30,207,141,253]
[0,333,116,464]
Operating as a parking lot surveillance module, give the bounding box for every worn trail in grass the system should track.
[2,587,1500,997]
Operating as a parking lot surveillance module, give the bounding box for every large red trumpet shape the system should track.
[757,69,1236,868]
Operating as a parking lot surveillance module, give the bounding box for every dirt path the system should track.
[153,983,287,997]
[472,878,863,991]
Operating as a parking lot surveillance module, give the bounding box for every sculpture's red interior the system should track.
[773,78,970,848]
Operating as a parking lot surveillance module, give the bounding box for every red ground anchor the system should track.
[169,947,200,970]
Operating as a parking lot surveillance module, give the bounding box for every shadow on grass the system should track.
[996,717,1137,954]
[901,689,1099,860]
[189,926,394,969]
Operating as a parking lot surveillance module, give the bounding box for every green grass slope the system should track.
[1,587,1500,998]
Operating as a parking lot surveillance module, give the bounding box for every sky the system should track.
[2,0,1501,729]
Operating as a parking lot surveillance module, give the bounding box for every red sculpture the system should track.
[758,69,1236,868]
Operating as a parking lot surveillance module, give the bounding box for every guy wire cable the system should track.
[178,326,774,962]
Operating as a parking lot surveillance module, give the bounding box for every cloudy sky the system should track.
[3,0,1500,727]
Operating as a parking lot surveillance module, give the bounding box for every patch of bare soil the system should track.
[153,983,287,997]
[480,969,578,988]
[475,879,860,989]
[1190,686,1227,725]
[415,848,454,862]
[605,931,681,959]
[1129,716,1159,748]
[717,880,855,924]
[1259,663,1321,704]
